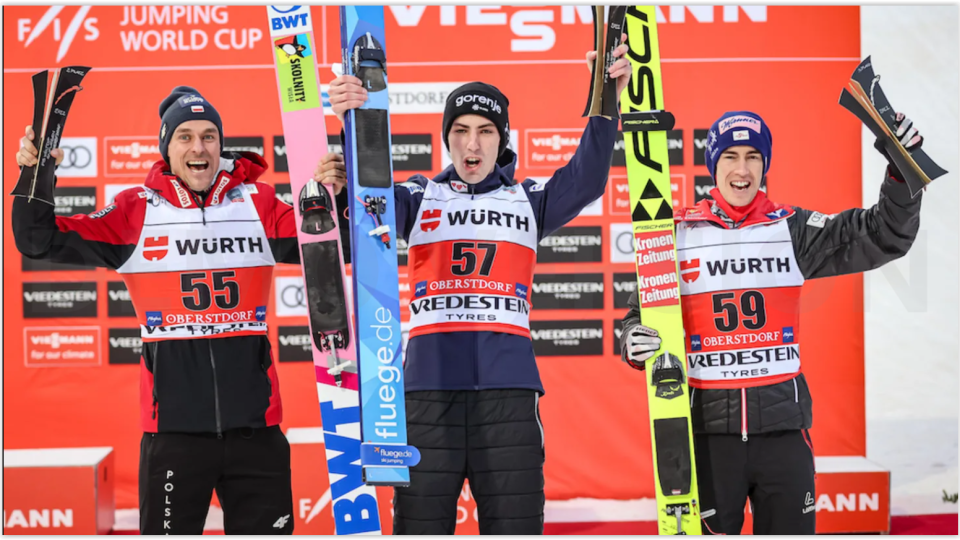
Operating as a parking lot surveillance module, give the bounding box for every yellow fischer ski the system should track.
[620,6,701,535]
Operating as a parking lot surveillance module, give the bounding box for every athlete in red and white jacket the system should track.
[620,110,926,535]
[317,42,632,534]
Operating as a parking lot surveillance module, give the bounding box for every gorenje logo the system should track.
[454,93,502,114]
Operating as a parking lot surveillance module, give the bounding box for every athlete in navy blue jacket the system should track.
[318,40,632,535]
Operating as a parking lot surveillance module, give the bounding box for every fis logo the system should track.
[783,327,794,343]
[415,281,428,298]
[766,208,788,219]
[255,306,267,322]
[690,335,702,351]
[420,209,442,232]
[515,283,528,300]
[146,311,163,327]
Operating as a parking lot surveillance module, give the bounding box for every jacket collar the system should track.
[432,149,518,194]
[675,189,794,229]
[144,151,268,209]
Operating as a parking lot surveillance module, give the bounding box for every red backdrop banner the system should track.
[3,5,862,510]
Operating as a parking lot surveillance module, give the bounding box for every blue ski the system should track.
[339,5,419,487]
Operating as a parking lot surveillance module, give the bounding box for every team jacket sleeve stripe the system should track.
[522,116,619,241]
[12,186,143,270]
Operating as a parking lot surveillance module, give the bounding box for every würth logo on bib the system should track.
[143,237,169,261]
[680,259,700,283]
[420,209,442,232]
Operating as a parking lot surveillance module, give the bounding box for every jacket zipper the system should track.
[151,343,159,420]
[740,388,748,442]
[534,393,544,449]
[208,341,223,438]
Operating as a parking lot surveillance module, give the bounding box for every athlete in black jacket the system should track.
[620,111,925,534]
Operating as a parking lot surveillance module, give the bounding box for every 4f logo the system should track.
[420,209,442,232]
[18,6,99,62]
[272,514,291,529]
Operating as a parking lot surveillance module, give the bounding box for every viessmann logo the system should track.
[530,134,580,151]
[386,7,765,53]
[3,508,75,529]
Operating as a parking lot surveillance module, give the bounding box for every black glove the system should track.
[875,112,924,179]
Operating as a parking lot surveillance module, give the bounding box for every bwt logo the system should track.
[146,311,163,326]
[515,283,528,300]
[690,334,702,351]
[415,281,428,298]
[783,327,794,343]
[256,306,267,321]
[270,7,308,31]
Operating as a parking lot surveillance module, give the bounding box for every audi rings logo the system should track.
[60,146,92,168]
[282,283,305,308]
[56,137,97,177]
[610,222,635,264]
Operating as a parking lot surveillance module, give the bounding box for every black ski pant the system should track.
[139,425,294,535]
[696,430,816,535]
[393,389,545,535]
